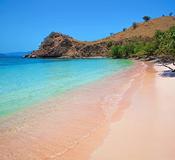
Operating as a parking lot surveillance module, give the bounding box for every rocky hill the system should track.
[26,33,110,58]
[25,16,175,58]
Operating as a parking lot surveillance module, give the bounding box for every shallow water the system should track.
[0,61,145,160]
[0,57,133,116]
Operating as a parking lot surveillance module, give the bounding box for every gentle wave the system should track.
[0,61,147,160]
[0,57,133,116]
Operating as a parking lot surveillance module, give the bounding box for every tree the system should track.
[169,12,173,16]
[143,16,151,22]
[155,27,175,71]
[110,33,114,36]
[109,27,175,72]
[110,44,135,58]
[123,28,127,32]
[132,22,138,29]
[110,46,121,58]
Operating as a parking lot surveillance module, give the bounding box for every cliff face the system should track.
[26,16,175,58]
[26,32,110,58]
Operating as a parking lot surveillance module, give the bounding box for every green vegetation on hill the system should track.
[143,16,151,22]
[27,16,175,60]
[110,26,175,70]
[110,27,175,61]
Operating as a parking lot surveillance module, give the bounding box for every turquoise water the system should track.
[0,57,133,117]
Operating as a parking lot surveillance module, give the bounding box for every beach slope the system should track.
[91,63,175,160]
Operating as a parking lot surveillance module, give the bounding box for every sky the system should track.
[0,0,175,53]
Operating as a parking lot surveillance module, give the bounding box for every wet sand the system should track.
[91,63,175,160]
[1,61,174,160]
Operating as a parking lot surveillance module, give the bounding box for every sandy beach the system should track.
[91,63,175,160]
[0,61,175,160]
[1,0,175,159]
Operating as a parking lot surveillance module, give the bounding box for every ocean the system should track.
[0,57,133,117]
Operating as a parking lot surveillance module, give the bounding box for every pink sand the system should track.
[1,62,175,160]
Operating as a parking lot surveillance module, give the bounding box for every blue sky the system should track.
[0,0,174,53]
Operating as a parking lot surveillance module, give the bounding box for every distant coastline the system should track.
[0,51,31,57]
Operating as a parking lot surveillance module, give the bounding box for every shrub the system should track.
[169,12,173,16]
[132,22,138,29]
[110,46,124,58]
[107,41,114,48]
[136,50,148,58]
[156,26,175,59]
[143,42,157,56]
[109,26,175,64]
[133,42,144,54]
[143,16,151,22]
[123,28,127,32]
[110,44,136,58]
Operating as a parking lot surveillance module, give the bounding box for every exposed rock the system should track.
[26,17,175,58]
[26,32,110,58]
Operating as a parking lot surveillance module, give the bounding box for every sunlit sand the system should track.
[0,62,175,160]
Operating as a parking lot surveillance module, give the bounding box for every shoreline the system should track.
[0,61,145,160]
[0,58,133,118]
[1,61,175,160]
[91,62,175,160]
[24,55,108,59]
[0,58,133,119]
